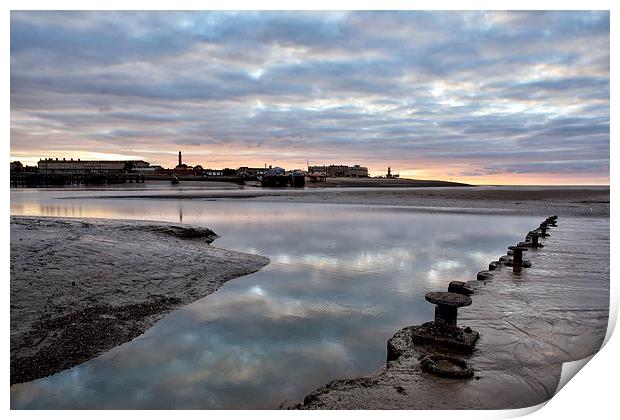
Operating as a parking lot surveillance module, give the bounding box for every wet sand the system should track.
[10,216,269,385]
[252,186,609,217]
[297,216,609,409]
[305,177,470,188]
[86,185,610,217]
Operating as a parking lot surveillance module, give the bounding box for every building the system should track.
[174,150,191,171]
[11,161,39,173]
[343,165,368,177]
[38,158,150,174]
[308,164,368,178]
[307,165,327,175]
[10,161,24,172]
[237,167,267,177]
[385,166,399,179]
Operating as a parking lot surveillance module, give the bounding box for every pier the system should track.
[10,172,145,187]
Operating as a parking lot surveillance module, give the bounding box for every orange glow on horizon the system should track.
[10,150,610,187]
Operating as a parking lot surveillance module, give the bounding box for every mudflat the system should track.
[90,184,610,217]
[10,216,269,385]
[254,185,610,217]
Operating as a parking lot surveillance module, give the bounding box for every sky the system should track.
[10,11,610,184]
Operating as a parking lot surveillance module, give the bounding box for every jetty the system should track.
[10,171,145,187]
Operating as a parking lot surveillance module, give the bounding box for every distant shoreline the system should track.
[69,184,610,218]
[303,177,471,188]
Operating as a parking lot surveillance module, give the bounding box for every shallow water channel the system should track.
[11,185,543,408]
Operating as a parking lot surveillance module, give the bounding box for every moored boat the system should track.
[291,169,306,188]
[259,167,306,187]
[260,167,289,187]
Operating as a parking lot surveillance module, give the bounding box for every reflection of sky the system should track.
[10,187,539,408]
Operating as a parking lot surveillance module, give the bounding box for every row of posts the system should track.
[426,215,558,328]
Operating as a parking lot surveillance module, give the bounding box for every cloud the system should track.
[10,11,610,183]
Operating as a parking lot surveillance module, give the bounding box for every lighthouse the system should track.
[178,151,182,167]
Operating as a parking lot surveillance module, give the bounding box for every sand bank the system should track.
[305,177,470,188]
[83,186,609,217]
[252,186,609,217]
[297,216,609,409]
[10,216,269,385]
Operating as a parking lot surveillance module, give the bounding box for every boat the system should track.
[307,171,326,183]
[259,167,289,187]
[290,169,306,188]
[259,167,305,188]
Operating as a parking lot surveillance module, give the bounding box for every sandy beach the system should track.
[10,216,269,385]
[253,185,610,217]
[304,177,470,188]
[89,184,610,217]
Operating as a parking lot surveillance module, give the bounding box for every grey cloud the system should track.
[10,11,609,181]
[478,160,609,175]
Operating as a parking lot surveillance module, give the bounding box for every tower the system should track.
[387,166,392,178]
[178,151,182,167]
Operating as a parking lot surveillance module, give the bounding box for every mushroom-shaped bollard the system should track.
[545,216,558,226]
[538,224,550,237]
[525,231,544,247]
[477,270,493,281]
[425,292,472,327]
[489,261,501,271]
[507,245,528,266]
[448,281,474,296]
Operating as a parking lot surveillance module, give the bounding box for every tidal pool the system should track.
[10,186,542,408]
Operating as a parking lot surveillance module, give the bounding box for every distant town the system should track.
[10,151,400,187]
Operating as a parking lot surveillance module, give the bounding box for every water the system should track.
[10,185,543,409]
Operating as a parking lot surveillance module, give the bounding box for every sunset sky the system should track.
[10,11,610,185]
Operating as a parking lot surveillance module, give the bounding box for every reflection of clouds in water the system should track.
[182,285,381,325]
[427,259,462,287]
[249,285,265,296]
[10,195,541,408]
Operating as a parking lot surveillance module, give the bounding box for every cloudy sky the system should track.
[10,11,609,184]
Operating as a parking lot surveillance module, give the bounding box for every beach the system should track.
[9,8,611,411]
[255,185,609,217]
[10,216,269,385]
[83,183,610,217]
[9,184,610,409]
